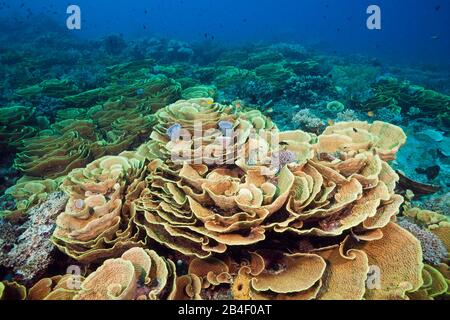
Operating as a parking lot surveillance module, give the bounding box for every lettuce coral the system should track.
[24,98,424,300]
[13,97,157,180]
[0,177,60,219]
[28,247,179,300]
[365,77,450,128]
[51,152,147,263]
[0,106,37,149]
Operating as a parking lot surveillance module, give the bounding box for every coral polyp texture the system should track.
[0,98,433,300]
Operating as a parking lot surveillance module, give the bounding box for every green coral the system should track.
[365,77,450,128]
[0,106,37,149]
[326,100,345,113]
[14,98,156,180]
[15,79,79,99]
[181,85,218,100]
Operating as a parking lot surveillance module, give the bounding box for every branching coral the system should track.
[398,218,447,265]
[292,108,325,134]
[403,207,450,252]
[399,207,449,300]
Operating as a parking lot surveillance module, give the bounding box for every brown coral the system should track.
[28,247,179,300]
[40,98,424,300]
[51,152,147,263]
[0,281,27,300]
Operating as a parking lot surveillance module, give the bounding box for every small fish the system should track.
[136,88,145,96]
[327,119,334,126]
[431,35,440,40]
[435,5,441,11]
[367,111,375,117]
[415,165,440,180]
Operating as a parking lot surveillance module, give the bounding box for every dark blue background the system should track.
[1,0,449,65]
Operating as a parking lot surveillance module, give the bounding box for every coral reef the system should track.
[364,77,450,128]
[1,21,450,301]
[32,99,422,300]
[0,177,60,219]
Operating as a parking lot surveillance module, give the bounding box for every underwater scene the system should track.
[0,0,449,302]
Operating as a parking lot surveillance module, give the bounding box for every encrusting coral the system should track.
[0,192,68,283]
[4,98,428,300]
[399,206,450,300]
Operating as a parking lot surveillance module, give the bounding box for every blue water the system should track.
[1,0,450,65]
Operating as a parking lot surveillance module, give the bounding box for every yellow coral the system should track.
[52,152,147,263]
[42,99,424,301]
